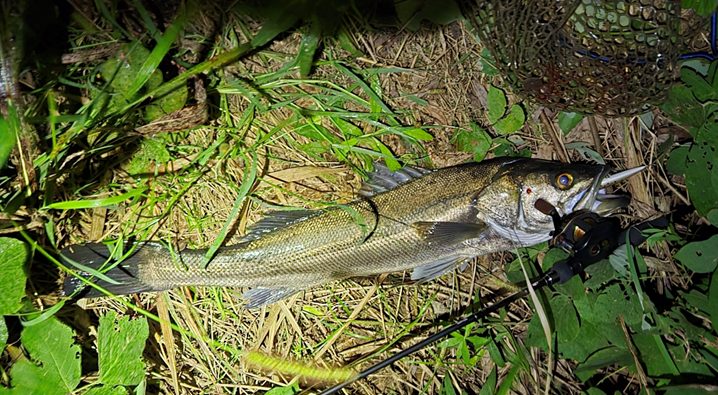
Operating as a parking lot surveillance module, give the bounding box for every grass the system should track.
[1,0,715,394]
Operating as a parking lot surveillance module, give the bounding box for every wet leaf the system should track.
[0,237,28,315]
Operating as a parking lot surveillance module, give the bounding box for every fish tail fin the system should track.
[61,242,163,298]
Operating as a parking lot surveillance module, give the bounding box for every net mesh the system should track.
[470,0,707,116]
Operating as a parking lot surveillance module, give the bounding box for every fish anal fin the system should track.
[413,221,487,246]
[242,209,318,242]
[411,256,467,283]
[243,286,303,308]
[359,162,432,197]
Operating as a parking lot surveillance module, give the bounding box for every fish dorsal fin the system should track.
[411,256,467,283]
[241,209,318,242]
[359,162,433,197]
[412,221,487,246]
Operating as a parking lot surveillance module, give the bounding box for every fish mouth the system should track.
[574,165,645,215]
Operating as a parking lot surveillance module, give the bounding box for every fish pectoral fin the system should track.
[412,221,487,246]
[411,256,467,283]
[243,286,303,308]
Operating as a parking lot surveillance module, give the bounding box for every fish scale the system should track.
[62,157,643,308]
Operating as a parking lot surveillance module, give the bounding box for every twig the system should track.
[539,110,569,163]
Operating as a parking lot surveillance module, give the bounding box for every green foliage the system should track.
[440,322,490,367]
[265,382,301,395]
[565,141,604,164]
[0,238,28,315]
[682,0,718,15]
[0,318,6,351]
[98,311,149,386]
[125,137,171,175]
[663,61,718,225]
[84,386,129,395]
[6,318,81,395]
[0,104,20,169]
[1,308,148,394]
[524,238,718,391]
[95,42,188,122]
[557,111,583,135]
[675,235,718,273]
[479,48,498,77]
[452,123,492,161]
[486,85,526,135]
[395,0,463,31]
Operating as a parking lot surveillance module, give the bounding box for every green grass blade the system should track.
[129,0,159,40]
[203,152,257,267]
[652,334,680,375]
[126,8,186,99]
[42,186,147,210]
[298,23,321,78]
[0,103,20,169]
[116,43,253,116]
[94,0,130,39]
[251,8,301,48]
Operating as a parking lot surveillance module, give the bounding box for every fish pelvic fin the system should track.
[61,242,163,298]
[411,256,468,283]
[243,286,303,309]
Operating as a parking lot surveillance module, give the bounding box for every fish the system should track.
[62,158,644,308]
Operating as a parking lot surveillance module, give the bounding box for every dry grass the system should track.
[43,8,691,395]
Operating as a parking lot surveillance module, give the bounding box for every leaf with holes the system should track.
[684,130,718,224]
[7,318,81,394]
[675,235,718,273]
[0,237,28,315]
[98,311,149,386]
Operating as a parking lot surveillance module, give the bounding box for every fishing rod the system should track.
[318,199,667,395]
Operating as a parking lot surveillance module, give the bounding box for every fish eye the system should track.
[556,173,574,190]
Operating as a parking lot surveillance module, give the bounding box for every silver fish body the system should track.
[63,158,642,307]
